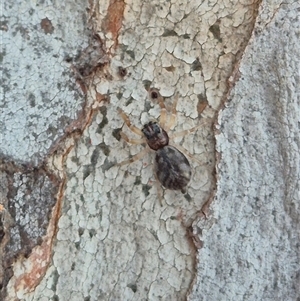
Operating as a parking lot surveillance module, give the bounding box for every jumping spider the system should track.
[115,88,206,195]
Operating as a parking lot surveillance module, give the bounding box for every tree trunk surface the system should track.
[1,0,299,300]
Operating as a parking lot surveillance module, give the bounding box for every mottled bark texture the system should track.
[1,0,299,300]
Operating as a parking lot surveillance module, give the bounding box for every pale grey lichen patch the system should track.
[189,1,300,300]
[1,0,90,165]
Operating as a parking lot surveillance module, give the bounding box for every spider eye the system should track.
[142,122,161,138]
[152,123,161,134]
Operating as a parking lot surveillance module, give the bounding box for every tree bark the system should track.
[1,0,299,300]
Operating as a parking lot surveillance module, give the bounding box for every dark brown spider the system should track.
[142,121,191,192]
[115,88,205,194]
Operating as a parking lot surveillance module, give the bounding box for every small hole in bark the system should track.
[118,66,127,77]
[150,89,160,99]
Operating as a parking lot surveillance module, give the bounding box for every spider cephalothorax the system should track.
[142,121,169,151]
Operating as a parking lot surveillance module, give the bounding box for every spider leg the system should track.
[165,93,179,131]
[169,119,209,139]
[115,148,149,167]
[149,88,167,128]
[118,108,143,137]
[120,132,145,145]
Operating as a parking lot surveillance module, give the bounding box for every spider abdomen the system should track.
[155,146,191,193]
